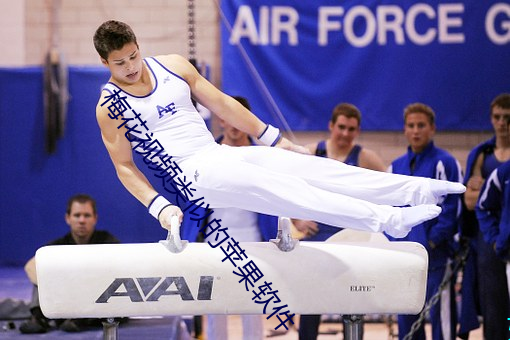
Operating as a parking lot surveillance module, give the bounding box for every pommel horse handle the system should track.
[270,217,299,252]
[159,215,188,253]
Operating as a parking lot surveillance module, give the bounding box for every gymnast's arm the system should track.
[95,96,183,230]
[159,54,309,153]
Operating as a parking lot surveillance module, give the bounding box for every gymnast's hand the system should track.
[276,137,311,154]
[158,205,184,231]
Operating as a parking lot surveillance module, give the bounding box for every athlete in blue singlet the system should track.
[294,103,386,242]
[296,103,386,340]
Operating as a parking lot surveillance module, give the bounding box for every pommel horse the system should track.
[36,217,428,339]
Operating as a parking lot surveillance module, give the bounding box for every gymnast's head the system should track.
[93,20,139,62]
[94,20,143,84]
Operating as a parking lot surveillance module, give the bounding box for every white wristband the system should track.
[258,124,282,146]
[148,195,172,220]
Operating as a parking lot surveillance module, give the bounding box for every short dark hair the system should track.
[93,20,138,60]
[331,103,361,126]
[66,194,97,215]
[490,93,510,113]
[233,96,251,111]
[403,103,435,125]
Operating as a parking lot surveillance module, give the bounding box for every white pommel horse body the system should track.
[36,219,428,340]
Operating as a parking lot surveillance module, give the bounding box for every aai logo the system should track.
[96,276,214,303]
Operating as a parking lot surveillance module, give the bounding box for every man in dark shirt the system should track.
[19,194,119,334]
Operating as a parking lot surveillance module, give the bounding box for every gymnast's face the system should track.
[404,112,435,154]
[329,115,360,148]
[102,42,143,85]
[65,201,98,244]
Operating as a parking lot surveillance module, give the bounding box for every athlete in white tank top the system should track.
[103,57,216,162]
[94,21,466,240]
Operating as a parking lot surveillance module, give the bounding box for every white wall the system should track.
[0,0,220,84]
[0,0,25,66]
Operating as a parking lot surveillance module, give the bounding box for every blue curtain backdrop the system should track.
[0,67,196,265]
[221,0,510,131]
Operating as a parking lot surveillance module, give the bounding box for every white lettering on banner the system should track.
[486,3,510,45]
[230,3,507,47]
[318,4,464,46]
[405,4,436,45]
[318,7,344,46]
[230,5,299,45]
[377,5,405,45]
[438,3,465,43]
[343,6,377,47]
[273,7,299,45]
[230,6,258,44]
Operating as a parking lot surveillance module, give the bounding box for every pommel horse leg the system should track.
[343,314,363,340]
[102,318,119,340]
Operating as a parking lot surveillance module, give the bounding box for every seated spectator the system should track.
[19,194,120,334]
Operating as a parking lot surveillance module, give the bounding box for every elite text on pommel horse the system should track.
[35,218,428,340]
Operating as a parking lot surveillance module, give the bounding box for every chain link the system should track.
[187,0,196,61]
[402,242,470,340]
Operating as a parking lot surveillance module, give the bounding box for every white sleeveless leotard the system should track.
[102,57,216,162]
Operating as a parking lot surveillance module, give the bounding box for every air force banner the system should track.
[220,1,510,131]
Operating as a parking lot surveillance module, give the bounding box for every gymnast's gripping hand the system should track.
[276,137,311,155]
[158,205,184,231]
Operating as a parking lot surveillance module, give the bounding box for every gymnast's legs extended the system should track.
[179,145,464,238]
[227,145,461,207]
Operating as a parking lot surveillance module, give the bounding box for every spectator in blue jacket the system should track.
[388,103,462,340]
[460,93,510,340]
[477,160,510,260]
[474,115,510,340]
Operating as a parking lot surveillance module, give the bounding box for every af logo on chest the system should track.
[95,276,214,303]
[157,102,177,118]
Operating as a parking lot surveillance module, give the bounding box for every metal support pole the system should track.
[102,318,119,340]
[343,314,363,340]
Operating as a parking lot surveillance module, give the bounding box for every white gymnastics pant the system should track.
[179,144,436,234]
